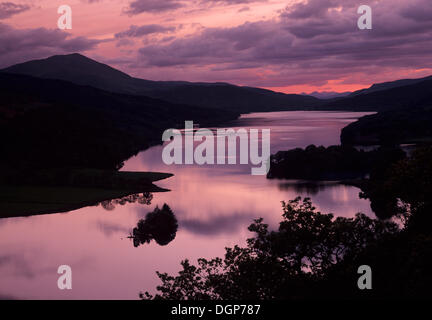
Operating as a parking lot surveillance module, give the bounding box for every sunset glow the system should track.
[2,0,432,93]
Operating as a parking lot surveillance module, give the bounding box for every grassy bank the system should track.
[0,170,173,219]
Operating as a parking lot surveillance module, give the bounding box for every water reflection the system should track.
[130,204,178,247]
[0,111,376,299]
[180,212,258,236]
[277,181,345,195]
[99,192,153,211]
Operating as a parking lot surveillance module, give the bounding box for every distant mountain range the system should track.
[348,75,432,97]
[303,91,351,99]
[4,53,432,113]
[304,75,432,101]
[2,53,432,151]
[1,53,320,112]
[325,78,432,111]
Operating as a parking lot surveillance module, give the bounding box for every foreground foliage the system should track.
[143,147,432,300]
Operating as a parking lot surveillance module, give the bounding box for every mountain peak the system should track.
[1,53,321,110]
[47,52,90,61]
[1,53,132,84]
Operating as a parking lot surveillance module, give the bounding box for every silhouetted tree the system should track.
[142,146,432,300]
[360,145,432,231]
[141,198,399,300]
[131,204,178,247]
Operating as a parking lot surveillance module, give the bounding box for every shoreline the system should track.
[0,171,174,219]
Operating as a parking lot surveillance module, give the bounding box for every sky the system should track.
[1,0,432,94]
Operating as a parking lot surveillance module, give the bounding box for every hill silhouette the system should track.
[2,53,321,112]
[348,75,432,97]
[3,54,432,155]
[341,107,432,145]
[326,78,432,111]
[0,72,238,171]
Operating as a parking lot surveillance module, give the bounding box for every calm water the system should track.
[0,111,375,300]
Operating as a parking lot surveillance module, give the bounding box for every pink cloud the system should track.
[0,22,103,67]
[0,1,30,19]
[2,0,432,93]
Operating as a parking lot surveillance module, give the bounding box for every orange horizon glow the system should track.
[263,83,367,95]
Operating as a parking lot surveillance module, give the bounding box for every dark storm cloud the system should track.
[124,0,267,15]
[0,2,30,19]
[401,1,432,22]
[282,0,361,19]
[138,21,280,67]
[136,0,432,86]
[0,23,103,68]
[115,24,176,38]
[124,0,185,15]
